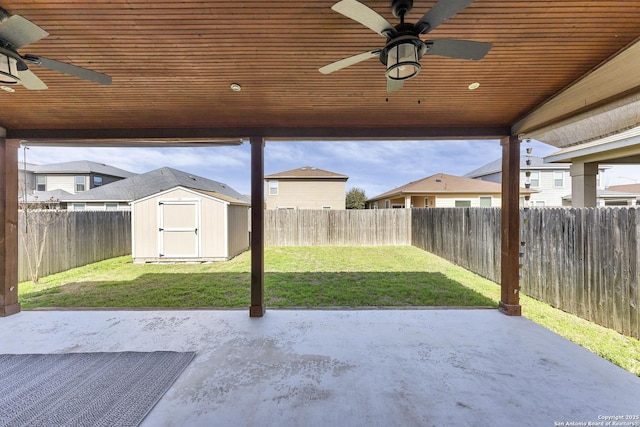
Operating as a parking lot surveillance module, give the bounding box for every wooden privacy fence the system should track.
[265,209,411,246]
[412,207,640,340]
[18,211,132,282]
[412,208,502,282]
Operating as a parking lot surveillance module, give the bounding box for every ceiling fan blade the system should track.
[23,54,112,85]
[17,69,47,90]
[417,0,474,34]
[332,0,395,37]
[319,49,381,74]
[426,39,492,60]
[386,79,403,93]
[0,14,49,48]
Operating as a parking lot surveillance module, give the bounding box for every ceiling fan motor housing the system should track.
[391,0,414,19]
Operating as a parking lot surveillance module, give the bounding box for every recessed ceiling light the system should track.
[230,83,242,92]
[468,82,480,90]
[1,86,16,92]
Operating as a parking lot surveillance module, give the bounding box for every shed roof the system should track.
[62,167,248,205]
[32,161,135,178]
[265,166,348,180]
[368,172,534,201]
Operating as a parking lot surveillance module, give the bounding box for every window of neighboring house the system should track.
[36,175,46,191]
[322,206,331,210]
[479,196,492,207]
[105,203,118,211]
[392,204,404,208]
[385,200,390,209]
[75,176,86,192]
[72,203,86,211]
[529,171,540,188]
[553,171,564,188]
[534,201,545,208]
[596,173,601,189]
[455,200,472,207]
[93,176,103,187]
[268,180,278,195]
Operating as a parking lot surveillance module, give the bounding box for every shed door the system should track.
[158,201,199,258]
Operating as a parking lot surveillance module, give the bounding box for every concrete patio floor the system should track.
[1,308,639,427]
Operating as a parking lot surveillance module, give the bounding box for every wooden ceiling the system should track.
[2,1,640,140]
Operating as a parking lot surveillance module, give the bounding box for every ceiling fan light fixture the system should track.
[382,36,425,81]
[0,53,20,85]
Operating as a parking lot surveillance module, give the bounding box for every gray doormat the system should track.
[0,351,195,427]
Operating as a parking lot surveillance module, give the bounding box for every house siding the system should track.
[434,193,502,208]
[478,169,606,207]
[266,179,346,210]
[66,202,130,211]
[43,175,78,194]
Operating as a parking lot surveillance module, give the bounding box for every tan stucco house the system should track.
[265,166,348,210]
[367,173,535,209]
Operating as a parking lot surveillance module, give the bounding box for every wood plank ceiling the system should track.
[1,1,640,139]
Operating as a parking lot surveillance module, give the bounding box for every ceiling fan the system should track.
[319,0,491,92]
[0,8,111,90]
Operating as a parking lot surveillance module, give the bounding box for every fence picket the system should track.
[18,211,131,283]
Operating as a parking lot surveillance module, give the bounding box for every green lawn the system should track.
[18,246,640,376]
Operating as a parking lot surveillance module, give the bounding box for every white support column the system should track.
[570,162,598,207]
[404,195,412,209]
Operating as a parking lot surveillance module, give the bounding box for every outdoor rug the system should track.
[0,351,195,427]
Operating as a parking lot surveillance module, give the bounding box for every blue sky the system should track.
[22,139,640,198]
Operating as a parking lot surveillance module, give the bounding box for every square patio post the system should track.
[250,136,265,317]
[499,135,521,316]
[0,128,20,317]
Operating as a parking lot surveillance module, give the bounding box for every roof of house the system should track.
[20,189,73,203]
[32,160,135,178]
[62,167,249,205]
[606,183,640,194]
[18,162,39,173]
[464,156,572,178]
[562,189,640,201]
[265,166,348,180]
[368,173,535,202]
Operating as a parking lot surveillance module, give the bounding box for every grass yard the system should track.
[19,246,640,376]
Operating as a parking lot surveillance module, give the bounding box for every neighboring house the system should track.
[21,189,73,209]
[265,166,348,210]
[366,173,535,209]
[22,160,135,199]
[464,156,609,207]
[562,189,638,206]
[62,166,250,262]
[606,184,640,205]
[17,162,38,196]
